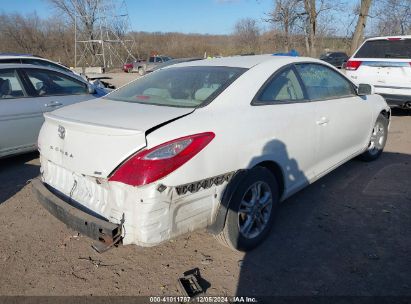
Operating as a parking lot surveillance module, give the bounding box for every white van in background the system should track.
[345,36,411,109]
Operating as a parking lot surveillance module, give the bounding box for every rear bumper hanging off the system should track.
[31,178,122,252]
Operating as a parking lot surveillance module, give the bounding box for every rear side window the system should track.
[0,69,26,99]
[258,67,304,103]
[354,39,411,59]
[295,63,355,100]
[25,69,87,96]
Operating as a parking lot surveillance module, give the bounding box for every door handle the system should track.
[45,101,63,108]
[316,117,330,126]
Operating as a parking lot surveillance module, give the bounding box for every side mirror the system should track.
[357,83,374,96]
[88,84,96,94]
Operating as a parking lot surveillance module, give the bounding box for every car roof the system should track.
[0,63,86,82]
[0,53,35,57]
[0,54,69,68]
[365,35,411,41]
[168,54,324,69]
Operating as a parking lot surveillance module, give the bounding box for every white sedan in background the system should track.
[32,55,390,252]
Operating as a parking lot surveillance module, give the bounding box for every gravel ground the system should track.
[0,73,410,297]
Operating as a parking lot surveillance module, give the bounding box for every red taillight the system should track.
[109,132,215,186]
[346,60,362,71]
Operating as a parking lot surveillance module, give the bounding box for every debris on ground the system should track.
[178,268,210,297]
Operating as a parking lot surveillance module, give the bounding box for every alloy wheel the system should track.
[368,121,386,155]
[238,181,273,239]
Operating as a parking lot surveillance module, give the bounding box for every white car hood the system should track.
[38,98,194,178]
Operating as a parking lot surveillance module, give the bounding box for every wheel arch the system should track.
[254,160,285,199]
[208,160,285,235]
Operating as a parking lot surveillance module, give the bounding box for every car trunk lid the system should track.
[38,98,194,178]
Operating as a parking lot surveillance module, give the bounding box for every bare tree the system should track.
[233,18,261,54]
[350,0,373,54]
[302,0,316,56]
[0,13,48,55]
[48,0,102,42]
[0,12,74,65]
[265,0,304,52]
[375,0,411,36]
[301,0,334,56]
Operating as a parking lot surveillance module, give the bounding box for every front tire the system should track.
[215,167,279,251]
[359,114,388,162]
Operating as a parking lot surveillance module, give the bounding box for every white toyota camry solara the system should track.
[32,55,390,252]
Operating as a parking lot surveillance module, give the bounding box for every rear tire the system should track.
[215,167,279,251]
[359,114,388,162]
[138,67,145,76]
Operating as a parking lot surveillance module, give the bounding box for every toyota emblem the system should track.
[58,125,66,139]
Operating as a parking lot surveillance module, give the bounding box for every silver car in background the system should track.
[0,64,106,158]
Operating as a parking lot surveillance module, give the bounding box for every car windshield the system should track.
[354,39,411,59]
[104,66,246,108]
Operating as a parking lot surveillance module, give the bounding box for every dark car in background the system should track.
[320,52,348,68]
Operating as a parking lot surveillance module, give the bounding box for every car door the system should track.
[294,63,373,177]
[0,68,44,156]
[22,68,94,114]
[251,65,317,195]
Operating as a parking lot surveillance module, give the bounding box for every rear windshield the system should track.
[354,39,411,59]
[104,66,246,108]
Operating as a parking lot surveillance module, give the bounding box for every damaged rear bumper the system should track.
[31,178,122,251]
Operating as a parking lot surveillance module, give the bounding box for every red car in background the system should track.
[123,62,134,73]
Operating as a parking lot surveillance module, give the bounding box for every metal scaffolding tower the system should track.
[74,0,136,69]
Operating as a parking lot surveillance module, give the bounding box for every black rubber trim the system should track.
[31,178,120,241]
[207,170,248,235]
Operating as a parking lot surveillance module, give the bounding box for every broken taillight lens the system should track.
[109,132,215,186]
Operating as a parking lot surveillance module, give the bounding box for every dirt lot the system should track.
[0,73,410,296]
